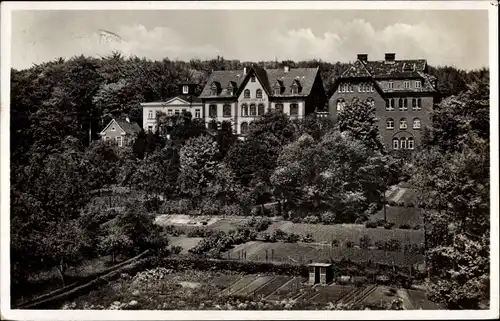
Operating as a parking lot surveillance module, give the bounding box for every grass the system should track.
[264,221,424,245]
[370,206,423,228]
[232,276,275,297]
[358,285,400,308]
[254,276,290,298]
[311,285,355,303]
[168,237,202,254]
[225,241,425,266]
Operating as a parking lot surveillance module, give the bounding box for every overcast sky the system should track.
[11,10,489,70]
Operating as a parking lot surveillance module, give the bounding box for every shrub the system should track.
[170,245,183,255]
[364,203,379,216]
[359,235,372,249]
[177,199,192,213]
[303,216,320,224]
[346,241,355,248]
[300,233,314,243]
[331,239,339,247]
[354,216,366,224]
[199,198,220,216]
[397,201,406,207]
[320,211,336,225]
[365,221,378,228]
[244,217,271,232]
[285,233,300,243]
[374,240,385,251]
[220,204,243,217]
[250,207,260,216]
[187,228,213,238]
[376,219,386,227]
[405,201,415,208]
[385,239,401,252]
[387,200,398,207]
[413,224,421,230]
[291,217,302,223]
[399,223,411,229]
[384,222,395,230]
[143,197,163,212]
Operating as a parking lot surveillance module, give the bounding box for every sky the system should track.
[10,10,489,70]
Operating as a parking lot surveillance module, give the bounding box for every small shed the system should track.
[307,263,333,285]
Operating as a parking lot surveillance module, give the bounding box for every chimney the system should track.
[243,67,247,75]
[357,54,368,62]
[385,53,396,63]
[284,66,290,73]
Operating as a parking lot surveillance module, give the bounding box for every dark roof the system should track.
[200,66,320,99]
[115,119,141,134]
[338,58,437,94]
[341,59,427,79]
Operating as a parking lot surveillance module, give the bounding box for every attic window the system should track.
[274,87,281,95]
[251,75,256,82]
[210,83,218,96]
[291,80,301,95]
[111,126,116,131]
[182,85,189,94]
[403,63,415,72]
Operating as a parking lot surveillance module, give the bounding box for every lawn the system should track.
[264,221,424,245]
[225,241,425,266]
[370,206,423,228]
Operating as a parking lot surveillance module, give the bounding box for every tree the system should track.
[178,135,220,210]
[337,98,384,152]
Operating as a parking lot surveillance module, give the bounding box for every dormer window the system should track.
[182,85,189,94]
[227,82,236,96]
[291,80,301,95]
[210,82,220,96]
[274,80,283,95]
[274,87,281,95]
[227,88,233,96]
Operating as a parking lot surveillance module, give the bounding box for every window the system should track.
[274,87,281,95]
[366,97,375,107]
[147,125,153,132]
[413,118,421,129]
[400,138,407,149]
[408,137,415,150]
[182,85,189,94]
[415,81,421,88]
[241,122,249,135]
[358,83,362,92]
[182,109,187,113]
[415,98,422,110]
[104,136,110,142]
[348,84,353,92]
[388,82,394,90]
[175,110,180,116]
[336,98,345,111]
[398,98,403,109]
[195,109,201,118]
[291,84,299,95]
[210,84,218,96]
[244,89,250,99]
[148,110,153,119]
[227,88,233,96]
[275,103,284,113]
[168,109,173,115]
[290,104,299,116]
[209,104,217,117]
[370,83,374,92]
[392,137,399,150]
[223,104,231,117]
[402,98,408,110]
[386,98,395,111]
[111,126,116,131]
[412,98,417,109]
[400,118,408,129]
[386,118,394,129]
[258,104,265,115]
[256,89,263,99]
[116,136,123,147]
[241,104,248,116]
[339,83,345,93]
[404,81,410,89]
[251,75,256,82]
[250,104,257,116]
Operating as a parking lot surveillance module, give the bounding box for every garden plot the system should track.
[168,237,202,254]
[358,285,401,308]
[253,276,290,298]
[265,221,424,245]
[406,289,440,310]
[370,206,423,228]
[219,275,257,296]
[212,274,244,290]
[231,276,275,298]
[266,277,307,300]
[225,241,424,266]
[310,285,355,303]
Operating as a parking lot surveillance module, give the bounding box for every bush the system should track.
[354,216,366,224]
[331,239,339,247]
[143,197,163,212]
[320,211,336,225]
[303,216,320,224]
[220,204,243,217]
[300,233,314,243]
[385,239,401,252]
[170,245,183,255]
[374,240,385,251]
[250,207,261,216]
[291,217,302,223]
[365,221,378,228]
[346,241,354,248]
[285,233,300,243]
[387,200,398,207]
[397,201,405,207]
[376,219,386,227]
[399,223,411,229]
[199,198,220,216]
[413,224,421,230]
[364,203,379,216]
[384,222,395,230]
[187,228,213,238]
[244,217,272,232]
[359,235,372,249]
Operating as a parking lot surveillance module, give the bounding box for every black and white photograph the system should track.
[0,1,498,320]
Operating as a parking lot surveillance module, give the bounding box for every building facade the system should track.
[199,65,327,135]
[99,118,141,147]
[141,83,203,132]
[328,53,439,151]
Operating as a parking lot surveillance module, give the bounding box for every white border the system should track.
[1,1,498,320]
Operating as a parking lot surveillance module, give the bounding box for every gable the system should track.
[237,70,269,101]
[100,119,125,135]
[163,97,191,106]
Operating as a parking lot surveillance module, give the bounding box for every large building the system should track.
[328,53,439,151]
[141,83,203,132]
[199,65,327,135]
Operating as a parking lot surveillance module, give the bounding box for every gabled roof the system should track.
[199,66,320,99]
[142,94,202,105]
[341,60,372,78]
[100,118,141,135]
[365,59,427,78]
